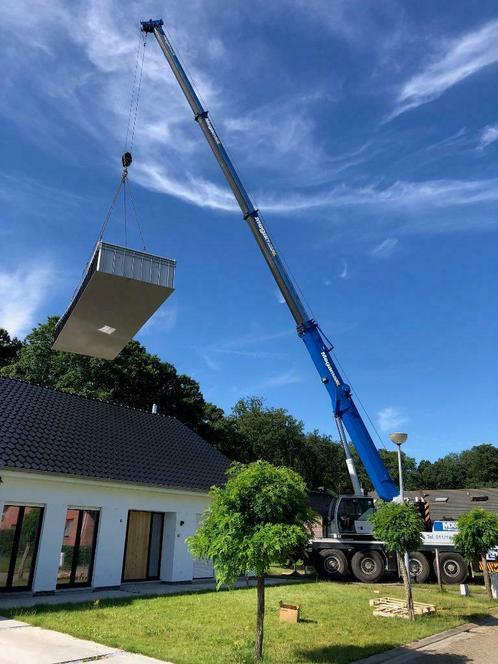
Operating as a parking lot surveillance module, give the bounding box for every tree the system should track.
[417,445,498,490]
[460,445,498,489]
[370,502,423,620]
[188,461,314,660]
[354,449,420,493]
[454,509,498,599]
[301,431,353,495]
[230,396,306,468]
[0,329,22,368]
[417,453,463,489]
[226,398,353,494]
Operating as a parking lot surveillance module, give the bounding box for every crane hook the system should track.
[122,152,133,169]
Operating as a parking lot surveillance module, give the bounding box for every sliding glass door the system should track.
[57,509,99,587]
[0,505,44,591]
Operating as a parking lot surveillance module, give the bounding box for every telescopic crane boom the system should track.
[141,18,399,502]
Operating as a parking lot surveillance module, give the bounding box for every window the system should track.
[0,505,44,592]
[63,518,74,538]
[337,497,374,533]
[57,509,99,587]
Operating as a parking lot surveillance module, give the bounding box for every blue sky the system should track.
[0,1,497,462]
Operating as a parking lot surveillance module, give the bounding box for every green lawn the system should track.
[10,581,497,663]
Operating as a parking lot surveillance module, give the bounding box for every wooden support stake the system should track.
[435,547,443,592]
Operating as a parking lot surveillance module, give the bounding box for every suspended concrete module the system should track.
[53,242,176,360]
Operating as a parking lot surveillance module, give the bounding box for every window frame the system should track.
[0,504,44,593]
[56,508,100,589]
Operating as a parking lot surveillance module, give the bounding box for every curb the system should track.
[351,611,498,664]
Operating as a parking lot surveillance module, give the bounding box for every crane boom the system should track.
[141,18,399,502]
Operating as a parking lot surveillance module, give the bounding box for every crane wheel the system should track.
[351,550,385,583]
[408,552,431,583]
[317,549,349,580]
[435,552,468,584]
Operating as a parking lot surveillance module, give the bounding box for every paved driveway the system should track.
[0,617,169,664]
[353,613,498,664]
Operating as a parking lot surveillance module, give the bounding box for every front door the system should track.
[122,511,164,582]
[0,505,44,592]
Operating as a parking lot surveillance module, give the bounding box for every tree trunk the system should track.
[397,552,415,620]
[482,554,492,599]
[255,575,265,660]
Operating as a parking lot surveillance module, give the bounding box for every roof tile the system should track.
[0,377,229,492]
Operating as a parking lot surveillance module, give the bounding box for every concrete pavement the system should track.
[0,616,169,664]
[0,575,307,610]
[353,613,498,663]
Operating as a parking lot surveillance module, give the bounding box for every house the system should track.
[0,377,229,594]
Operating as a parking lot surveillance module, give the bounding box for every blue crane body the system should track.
[141,18,399,503]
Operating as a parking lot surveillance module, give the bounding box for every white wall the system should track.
[0,470,210,593]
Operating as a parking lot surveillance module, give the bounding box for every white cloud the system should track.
[2,2,498,235]
[207,37,225,61]
[371,238,398,259]
[274,289,285,304]
[0,261,54,337]
[135,162,236,212]
[392,20,498,118]
[264,369,302,388]
[223,93,325,171]
[241,368,303,394]
[139,301,178,335]
[198,328,290,371]
[260,178,498,218]
[338,260,348,279]
[478,124,498,149]
[377,406,408,433]
[198,351,221,372]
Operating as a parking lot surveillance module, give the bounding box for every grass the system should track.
[9,581,497,663]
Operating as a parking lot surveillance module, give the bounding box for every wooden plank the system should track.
[123,511,151,581]
[369,597,436,618]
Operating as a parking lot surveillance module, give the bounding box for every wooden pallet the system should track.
[369,596,436,619]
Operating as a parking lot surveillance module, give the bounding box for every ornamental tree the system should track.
[188,461,314,660]
[370,501,423,620]
[454,508,498,599]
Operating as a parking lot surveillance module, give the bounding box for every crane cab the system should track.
[327,495,376,539]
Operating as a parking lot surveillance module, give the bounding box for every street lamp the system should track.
[389,432,410,577]
[389,432,408,501]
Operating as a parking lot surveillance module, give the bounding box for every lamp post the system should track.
[389,432,410,577]
[389,432,408,501]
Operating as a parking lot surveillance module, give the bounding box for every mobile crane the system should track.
[141,19,469,585]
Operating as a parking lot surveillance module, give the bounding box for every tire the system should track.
[435,552,468,584]
[351,550,385,583]
[408,552,431,583]
[317,549,349,580]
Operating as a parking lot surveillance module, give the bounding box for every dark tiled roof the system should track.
[404,489,498,521]
[0,377,229,492]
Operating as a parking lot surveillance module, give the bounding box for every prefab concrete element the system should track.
[53,242,175,359]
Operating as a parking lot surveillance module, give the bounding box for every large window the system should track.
[0,505,44,592]
[57,509,99,587]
